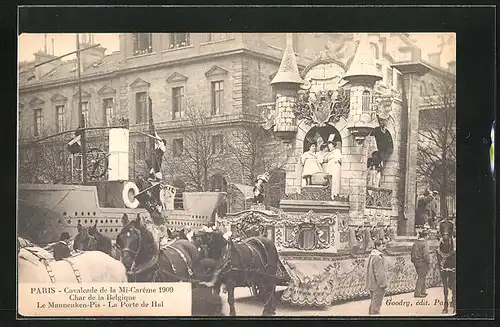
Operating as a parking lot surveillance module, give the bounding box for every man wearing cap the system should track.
[411,229,431,297]
[366,239,389,315]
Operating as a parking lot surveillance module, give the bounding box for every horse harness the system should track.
[122,228,194,282]
[162,245,194,277]
[23,248,83,283]
[119,227,143,273]
[219,237,271,276]
[437,240,456,273]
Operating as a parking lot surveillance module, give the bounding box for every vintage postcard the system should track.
[17,31,456,317]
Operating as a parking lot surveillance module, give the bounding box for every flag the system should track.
[67,134,82,154]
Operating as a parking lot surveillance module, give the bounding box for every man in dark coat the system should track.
[415,192,428,229]
[411,229,431,297]
[366,239,389,315]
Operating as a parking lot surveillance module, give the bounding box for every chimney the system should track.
[427,52,441,67]
[79,34,107,70]
[447,60,456,74]
[33,50,61,79]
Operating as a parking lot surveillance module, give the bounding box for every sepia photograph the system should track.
[17,31,456,317]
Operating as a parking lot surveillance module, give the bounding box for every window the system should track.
[169,33,190,49]
[211,81,224,115]
[172,87,184,120]
[34,109,43,136]
[206,33,231,42]
[272,87,277,102]
[370,43,379,59]
[81,101,90,127]
[133,33,153,55]
[211,134,223,154]
[376,63,382,75]
[103,98,114,126]
[386,68,393,87]
[136,141,146,160]
[420,82,427,96]
[56,105,65,132]
[362,90,371,112]
[173,138,184,157]
[396,74,403,93]
[136,92,148,124]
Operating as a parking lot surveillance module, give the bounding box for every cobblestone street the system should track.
[220,286,454,317]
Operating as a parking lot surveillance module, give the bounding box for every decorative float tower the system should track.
[218,33,440,306]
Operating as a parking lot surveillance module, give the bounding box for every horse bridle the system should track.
[117,227,143,272]
[437,234,456,273]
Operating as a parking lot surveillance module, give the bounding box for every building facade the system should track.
[19,33,433,214]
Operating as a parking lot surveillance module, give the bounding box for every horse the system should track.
[115,213,202,283]
[436,219,456,313]
[166,228,189,241]
[193,230,279,316]
[18,239,127,283]
[73,222,121,260]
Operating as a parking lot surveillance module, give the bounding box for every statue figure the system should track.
[367,151,382,188]
[253,172,270,204]
[323,136,342,197]
[300,143,323,185]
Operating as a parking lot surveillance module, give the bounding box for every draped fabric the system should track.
[324,149,342,196]
[300,151,323,177]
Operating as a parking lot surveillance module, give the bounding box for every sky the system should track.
[18,33,456,67]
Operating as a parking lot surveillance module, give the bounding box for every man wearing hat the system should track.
[253,172,269,204]
[411,228,431,297]
[365,239,389,315]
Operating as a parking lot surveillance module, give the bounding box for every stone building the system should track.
[416,38,456,218]
[18,33,430,218]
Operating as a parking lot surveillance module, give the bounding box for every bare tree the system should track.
[226,122,286,184]
[417,76,456,218]
[225,122,287,208]
[162,103,230,192]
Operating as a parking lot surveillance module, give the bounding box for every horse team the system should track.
[18,213,456,316]
[18,213,279,316]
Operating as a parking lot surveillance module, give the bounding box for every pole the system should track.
[76,34,88,184]
[148,97,156,175]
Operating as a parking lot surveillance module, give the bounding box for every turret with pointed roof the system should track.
[271,34,303,86]
[344,33,382,85]
[270,33,303,141]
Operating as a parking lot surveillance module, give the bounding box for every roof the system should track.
[19,52,123,87]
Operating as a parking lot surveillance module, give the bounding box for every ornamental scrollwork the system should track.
[373,94,395,128]
[366,186,393,209]
[294,87,350,127]
[282,191,349,202]
[281,222,330,250]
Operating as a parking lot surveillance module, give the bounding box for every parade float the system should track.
[216,33,442,306]
[18,119,225,245]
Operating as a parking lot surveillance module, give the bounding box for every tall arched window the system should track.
[420,82,427,96]
[362,90,371,111]
[370,43,379,59]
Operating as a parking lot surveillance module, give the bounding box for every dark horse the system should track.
[115,214,201,283]
[73,222,117,258]
[436,219,456,314]
[194,230,279,316]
